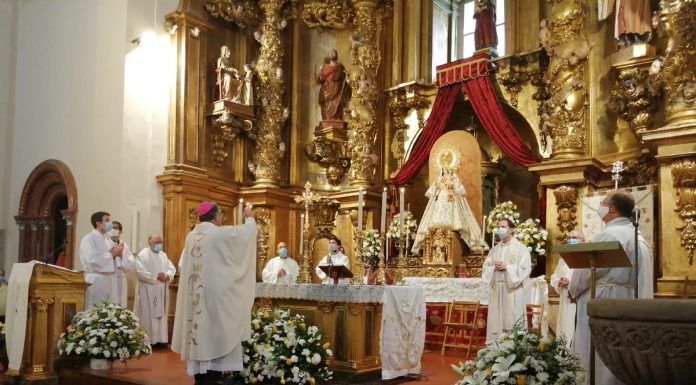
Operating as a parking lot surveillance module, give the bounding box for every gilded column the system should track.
[27,297,54,379]
[539,0,590,159]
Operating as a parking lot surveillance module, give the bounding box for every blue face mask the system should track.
[567,238,581,245]
[279,248,288,258]
[153,243,163,253]
[0,277,5,285]
[104,221,113,232]
[496,227,509,238]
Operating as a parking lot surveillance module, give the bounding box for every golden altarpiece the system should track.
[157,0,696,354]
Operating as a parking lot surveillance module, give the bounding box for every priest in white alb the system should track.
[105,220,136,306]
[172,202,257,385]
[550,228,583,346]
[135,234,176,346]
[482,218,532,342]
[261,241,299,284]
[315,238,351,284]
[569,192,653,385]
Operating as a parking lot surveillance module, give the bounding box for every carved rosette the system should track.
[671,157,696,265]
[609,65,661,134]
[302,0,353,29]
[254,207,272,277]
[539,0,589,158]
[658,1,696,125]
[386,86,429,170]
[553,185,578,242]
[252,0,290,186]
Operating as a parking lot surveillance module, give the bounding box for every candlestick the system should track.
[238,198,243,225]
[380,187,387,235]
[300,214,304,256]
[357,188,364,232]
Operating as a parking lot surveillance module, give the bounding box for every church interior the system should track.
[1,0,695,384]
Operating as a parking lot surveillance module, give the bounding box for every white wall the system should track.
[3,0,177,272]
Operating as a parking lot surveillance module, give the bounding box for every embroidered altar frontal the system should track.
[254,283,426,380]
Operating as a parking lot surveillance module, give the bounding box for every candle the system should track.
[238,198,243,225]
[399,187,405,236]
[482,215,486,241]
[357,188,364,232]
[380,187,387,235]
[300,214,305,256]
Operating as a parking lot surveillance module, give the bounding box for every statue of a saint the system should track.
[315,49,351,121]
[474,0,498,51]
[599,0,652,46]
[412,148,488,254]
[242,63,254,106]
[216,45,242,101]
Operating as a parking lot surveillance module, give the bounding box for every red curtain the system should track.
[462,76,539,167]
[390,83,461,186]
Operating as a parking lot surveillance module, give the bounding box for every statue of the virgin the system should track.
[412,147,488,254]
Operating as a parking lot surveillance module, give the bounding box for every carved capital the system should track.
[386,84,430,168]
[313,198,340,229]
[31,297,55,312]
[553,185,578,242]
[671,157,696,265]
[302,0,353,29]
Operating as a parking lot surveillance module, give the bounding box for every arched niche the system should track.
[15,160,78,268]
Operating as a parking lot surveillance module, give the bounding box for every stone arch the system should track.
[15,160,78,268]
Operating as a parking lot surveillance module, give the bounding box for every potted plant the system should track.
[57,301,151,370]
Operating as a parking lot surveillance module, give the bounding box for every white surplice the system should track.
[412,170,487,253]
[134,247,176,344]
[315,252,351,284]
[261,256,299,284]
[172,218,257,376]
[482,236,532,342]
[569,217,653,385]
[80,230,135,308]
[550,258,576,345]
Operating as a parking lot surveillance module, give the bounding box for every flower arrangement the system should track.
[486,201,521,233]
[516,218,549,263]
[358,228,382,264]
[231,309,333,385]
[451,323,585,385]
[387,211,418,240]
[57,301,151,361]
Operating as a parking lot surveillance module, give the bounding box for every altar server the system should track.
[482,218,532,342]
[106,221,136,305]
[315,238,351,284]
[550,229,584,346]
[261,241,299,284]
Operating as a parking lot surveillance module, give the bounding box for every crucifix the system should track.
[611,160,624,190]
[294,181,323,282]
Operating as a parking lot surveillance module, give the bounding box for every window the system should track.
[460,0,505,58]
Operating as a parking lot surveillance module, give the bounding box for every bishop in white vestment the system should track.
[482,219,532,342]
[172,202,257,385]
[569,192,653,385]
[135,234,176,345]
[550,229,584,345]
[261,242,299,284]
[80,212,132,308]
[315,238,351,284]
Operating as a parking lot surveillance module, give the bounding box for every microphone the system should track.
[632,207,641,225]
[44,241,67,265]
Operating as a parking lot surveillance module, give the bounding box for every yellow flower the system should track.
[250,378,258,384]
[322,342,331,349]
[67,325,75,332]
[263,311,270,319]
[253,323,260,330]
[300,323,306,330]
[75,331,84,338]
[280,378,286,385]
[286,358,293,365]
[309,378,316,385]
[538,341,546,352]
[486,368,493,377]
[139,331,146,336]
[516,374,526,385]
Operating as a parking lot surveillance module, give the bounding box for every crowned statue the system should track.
[412,147,488,254]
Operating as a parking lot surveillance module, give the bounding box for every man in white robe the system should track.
[482,219,532,342]
[105,220,136,306]
[569,191,653,385]
[172,202,257,385]
[79,211,128,308]
[550,229,584,345]
[135,234,176,346]
[261,241,299,284]
[315,238,351,284]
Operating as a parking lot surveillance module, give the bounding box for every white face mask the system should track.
[329,243,338,252]
[597,205,610,220]
[496,227,509,238]
[109,229,120,238]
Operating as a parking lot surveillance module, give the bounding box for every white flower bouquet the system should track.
[358,228,382,263]
[386,211,418,240]
[232,309,333,385]
[487,201,521,233]
[515,218,549,263]
[57,301,151,361]
[451,322,585,385]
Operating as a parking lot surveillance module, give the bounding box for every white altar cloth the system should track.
[402,277,490,304]
[5,262,39,372]
[255,283,426,380]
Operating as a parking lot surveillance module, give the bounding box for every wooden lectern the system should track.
[7,263,87,384]
[319,265,353,284]
[554,241,631,385]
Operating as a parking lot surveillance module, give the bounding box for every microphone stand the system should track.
[632,209,640,299]
[44,241,67,266]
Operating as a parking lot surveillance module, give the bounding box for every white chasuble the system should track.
[80,230,135,308]
[569,217,653,385]
[550,258,576,345]
[134,248,176,344]
[261,256,300,284]
[172,219,257,375]
[482,237,532,342]
[314,252,351,284]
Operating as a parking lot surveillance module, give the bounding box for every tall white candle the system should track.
[399,187,405,235]
[300,214,305,256]
[357,188,364,232]
[238,198,243,225]
[380,187,387,235]
[482,215,486,241]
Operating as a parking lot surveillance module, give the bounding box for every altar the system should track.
[254,283,425,380]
